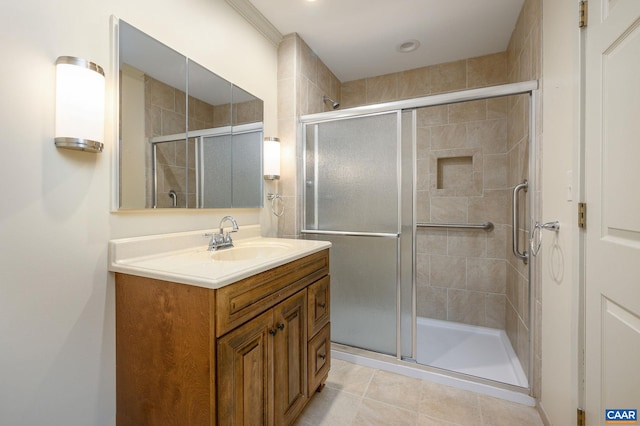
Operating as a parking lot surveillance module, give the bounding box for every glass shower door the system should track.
[302,112,401,356]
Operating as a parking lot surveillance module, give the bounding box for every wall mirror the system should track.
[116,18,264,209]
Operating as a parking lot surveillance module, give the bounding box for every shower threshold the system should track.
[416,317,528,388]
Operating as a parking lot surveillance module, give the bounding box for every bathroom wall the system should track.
[340,52,508,107]
[505,0,542,396]
[414,93,512,330]
[0,0,277,424]
[277,33,342,237]
[540,0,580,423]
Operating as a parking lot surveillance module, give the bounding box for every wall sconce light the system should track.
[263,137,280,180]
[55,56,105,153]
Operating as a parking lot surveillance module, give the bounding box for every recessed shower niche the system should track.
[431,148,483,196]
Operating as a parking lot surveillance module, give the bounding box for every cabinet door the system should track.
[273,290,308,425]
[217,310,274,426]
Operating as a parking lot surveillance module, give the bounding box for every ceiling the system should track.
[246,0,525,82]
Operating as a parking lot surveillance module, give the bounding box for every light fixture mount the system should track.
[396,39,421,53]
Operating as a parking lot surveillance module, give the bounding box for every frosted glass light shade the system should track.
[55,56,105,152]
[264,137,280,180]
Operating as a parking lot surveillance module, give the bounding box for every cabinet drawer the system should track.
[307,322,331,395]
[216,250,329,337]
[307,276,330,338]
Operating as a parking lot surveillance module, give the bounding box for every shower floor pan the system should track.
[416,317,528,388]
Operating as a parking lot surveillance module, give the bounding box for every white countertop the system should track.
[108,225,331,289]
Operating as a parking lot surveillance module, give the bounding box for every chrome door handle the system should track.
[512,180,529,264]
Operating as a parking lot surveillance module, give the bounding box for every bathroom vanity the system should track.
[109,227,331,425]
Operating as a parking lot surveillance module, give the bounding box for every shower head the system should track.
[323,95,340,110]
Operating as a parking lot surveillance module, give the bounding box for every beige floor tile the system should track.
[326,358,376,396]
[365,369,424,411]
[417,414,461,425]
[294,386,361,426]
[419,381,482,425]
[352,398,418,426]
[296,359,544,426]
[478,395,543,426]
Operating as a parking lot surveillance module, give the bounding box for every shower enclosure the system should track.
[301,81,538,393]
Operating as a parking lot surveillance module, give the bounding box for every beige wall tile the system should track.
[487,97,508,119]
[398,66,431,99]
[448,100,487,123]
[146,76,175,110]
[146,105,161,137]
[416,229,447,255]
[487,224,507,258]
[416,190,431,222]
[447,288,485,326]
[416,253,430,285]
[213,104,231,127]
[430,255,466,289]
[431,124,467,150]
[417,105,448,127]
[467,258,507,293]
[467,52,508,88]
[431,60,467,94]
[298,36,317,84]
[316,57,334,95]
[191,96,213,123]
[161,109,186,134]
[505,300,518,349]
[416,286,447,320]
[484,154,508,189]
[430,196,468,223]
[486,294,507,329]
[340,79,366,108]
[468,189,509,225]
[417,127,431,159]
[366,73,398,104]
[416,159,430,191]
[467,119,508,153]
[447,230,487,258]
[307,81,324,115]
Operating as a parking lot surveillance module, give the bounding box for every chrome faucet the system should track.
[204,216,239,251]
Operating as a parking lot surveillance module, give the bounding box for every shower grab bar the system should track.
[416,222,494,231]
[512,179,529,264]
[301,229,400,238]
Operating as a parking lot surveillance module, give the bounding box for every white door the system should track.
[584,0,640,424]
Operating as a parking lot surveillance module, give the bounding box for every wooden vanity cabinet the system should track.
[115,249,330,426]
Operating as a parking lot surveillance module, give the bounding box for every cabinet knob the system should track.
[318,302,326,308]
[318,353,326,360]
[269,328,277,336]
[277,323,285,330]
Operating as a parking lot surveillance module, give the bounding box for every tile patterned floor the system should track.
[295,359,544,426]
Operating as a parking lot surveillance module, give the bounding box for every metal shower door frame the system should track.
[300,110,404,357]
[300,81,539,389]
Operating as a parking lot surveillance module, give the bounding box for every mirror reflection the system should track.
[117,19,264,209]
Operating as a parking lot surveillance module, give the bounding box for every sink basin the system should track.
[210,243,291,261]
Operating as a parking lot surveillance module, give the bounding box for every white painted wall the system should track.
[0,0,277,424]
[540,0,581,424]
